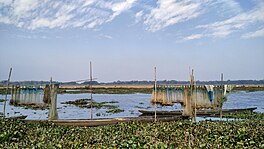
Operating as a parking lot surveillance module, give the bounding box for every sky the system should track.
[0,0,264,82]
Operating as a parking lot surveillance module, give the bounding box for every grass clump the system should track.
[106,109,124,114]
[0,114,263,148]
[62,98,91,105]
[11,103,49,110]
[62,99,123,114]
[0,99,6,102]
[223,111,264,120]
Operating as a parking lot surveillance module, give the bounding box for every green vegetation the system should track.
[1,113,263,148]
[223,111,264,120]
[62,99,123,114]
[62,99,119,109]
[0,99,6,102]
[1,85,264,95]
[0,89,10,95]
[61,98,91,106]
[59,88,152,94]
[134,106,145,109]
[11,103,49,110]
[233,86,264,92]
[106,109,124,114]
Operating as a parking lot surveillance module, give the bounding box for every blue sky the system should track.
[0,0,263,82]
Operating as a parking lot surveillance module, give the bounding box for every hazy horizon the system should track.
[1,0,264,82]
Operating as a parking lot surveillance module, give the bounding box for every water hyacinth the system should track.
[0,99,6,102]
[1,112,264,148]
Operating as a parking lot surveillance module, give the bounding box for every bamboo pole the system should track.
[194,73,197,122]
[220,73,223,120]
[154,67,157,122]
[49,77,52,103]
[3,68,12,119]
[90,61,93,120]
[10,85,14,104]
[190,69,195,122]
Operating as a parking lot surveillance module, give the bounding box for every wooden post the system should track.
[194,73,197,122]
[90,61,93,120]
[48,84,58,120]
[190,69,194,121]
[183,69,194,118]
[183,87,192,117]
[17,86,21,103]
[49,77,52,103]
[154,67,157,122]
[3,68,12,119]
[220,73,224,120]
[10,85,14,104]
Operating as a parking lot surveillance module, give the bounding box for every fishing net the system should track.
[151,85,231,109]
[10,85,44,105]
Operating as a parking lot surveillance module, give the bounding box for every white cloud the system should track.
[13,0,40,17]
[242,28,264,39]
[0,0,12,6]
[0,0,263,41]
[196,2,264,38]
[0,0,137,30]
[98,34,113,40]
[0,16,10,24]
[183,34,203,40]
[209,0,242,14]
[143,0,203,32]
[108,0,137,22]
[139,0,245,32]
[221,0,241,12]
[83,0,96,7]
[30,15,74,29]
[135,11,143,23]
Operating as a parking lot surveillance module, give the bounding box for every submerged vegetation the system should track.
[106,109,124,114]
[61,98,91,106]
[62,99,119,109]
[59,87,152,94]
[11,103,49,110]
[223,111,264,120]
[62,99,123,114]
[0,112,263,148]
[0,99,6,102]
[233,86,264,92]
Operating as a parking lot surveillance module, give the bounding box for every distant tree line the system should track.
[101,80,264,85]
[0,80,263,86]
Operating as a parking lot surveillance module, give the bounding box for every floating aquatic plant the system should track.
[0,99,6,102]
[0,112,263,148]
[223,111,264,120]
[61,98,91,105]
[106,109,124,114]
[62,99,123,114]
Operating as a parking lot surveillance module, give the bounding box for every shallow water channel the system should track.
[0,91,263,120]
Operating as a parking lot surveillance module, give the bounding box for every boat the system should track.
[139,107,257,116]
[22,116,189,127]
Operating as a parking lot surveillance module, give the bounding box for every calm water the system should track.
[0,91,263,120]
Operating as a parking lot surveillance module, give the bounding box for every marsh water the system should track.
[0,91,263,120]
